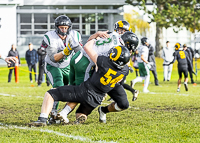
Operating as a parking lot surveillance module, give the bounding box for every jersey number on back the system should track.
[96,38,112,46]
[179,51,186,59]
[100,68,124,87]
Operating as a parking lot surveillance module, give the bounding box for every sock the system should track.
[40,113,48,118]
[59,105,72,117]
[52,101,59,110]
[101,106,109,114]
[122,83,135,92]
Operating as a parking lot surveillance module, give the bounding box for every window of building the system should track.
[18,6,112,37]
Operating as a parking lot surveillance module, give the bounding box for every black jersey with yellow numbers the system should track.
[172,50,191,68]
[88,56,129,94]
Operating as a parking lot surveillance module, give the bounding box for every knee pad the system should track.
[115,101,129,110]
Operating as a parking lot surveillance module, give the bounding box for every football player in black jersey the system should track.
[27,41,131,127]
[164,43,192,92]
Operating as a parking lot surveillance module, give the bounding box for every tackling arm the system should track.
[84,39,98,65]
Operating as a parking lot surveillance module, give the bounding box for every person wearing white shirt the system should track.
[162,41,174,81]
[131,37,151,93]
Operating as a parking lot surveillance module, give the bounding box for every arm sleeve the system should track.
[35,50,38,63]
[190,47,195,58]
[170,52,176,64]
[186,54,193,70]
[46,45,58,62]
[148,45,154,55]
[43,36,58,62]
[162,49,165,59]
[7,51,11,57]
[18,52,21,64]
[70,31,83,52]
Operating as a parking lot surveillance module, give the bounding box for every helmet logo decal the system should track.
[110,46,122,61]
[118,21,124,28]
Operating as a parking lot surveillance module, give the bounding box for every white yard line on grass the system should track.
[149,92,189,96]
[0,93,43,98]
[0,123,117,143]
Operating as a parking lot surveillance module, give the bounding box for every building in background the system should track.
[0,0,125,59]
[0,0,23,59]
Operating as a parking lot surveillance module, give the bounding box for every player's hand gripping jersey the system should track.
[41,30,82,68]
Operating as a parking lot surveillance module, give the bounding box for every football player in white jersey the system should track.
[131,37,151,93]
[41,15,83,120]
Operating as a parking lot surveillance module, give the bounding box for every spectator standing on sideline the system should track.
[183,44,196,85]
[7,44,21,83]
[25,42,38,83]
[142,37,159,85]
[162,41,174,81]
[37,45,50,86]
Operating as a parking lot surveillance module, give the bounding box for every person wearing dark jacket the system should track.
[7,44,21,82]
[183,44,196,85]
[37,45,50,86]
[25,43,38,82]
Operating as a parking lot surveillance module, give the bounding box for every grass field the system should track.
[1,58,200,143]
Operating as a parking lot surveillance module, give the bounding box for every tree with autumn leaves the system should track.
[124,10,151,35]
[125,0,200,57]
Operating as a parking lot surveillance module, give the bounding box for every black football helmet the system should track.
[141,37,149,45]
[55,15,72,36]
[114,20,131,32]
[108,45,130,69]
[121,31,139,52]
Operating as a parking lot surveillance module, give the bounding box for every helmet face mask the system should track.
[108,45,130,69]
[121,31,139,52]
[55,15,72,36]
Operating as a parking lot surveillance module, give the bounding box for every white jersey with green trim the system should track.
[93,31,123,57]
[44,30,82,68]
[79,31,123,81]
[137,45,149,63]
[83,31,123,60]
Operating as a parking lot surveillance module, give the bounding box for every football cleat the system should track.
[132,90,139,101]
[177,88,180,92]
[50,109,58,120]
[184,82,188,91]
[73,116,87,125]
[98,106,106,123]
[56,113,69,123]
[27,117,47,127]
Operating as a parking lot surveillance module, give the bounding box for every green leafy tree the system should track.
[125,0,200,57]
[124,10,150,35]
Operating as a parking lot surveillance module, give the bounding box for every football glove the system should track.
[62,38,73,56]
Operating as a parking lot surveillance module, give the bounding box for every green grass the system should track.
[1,58,200,143]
